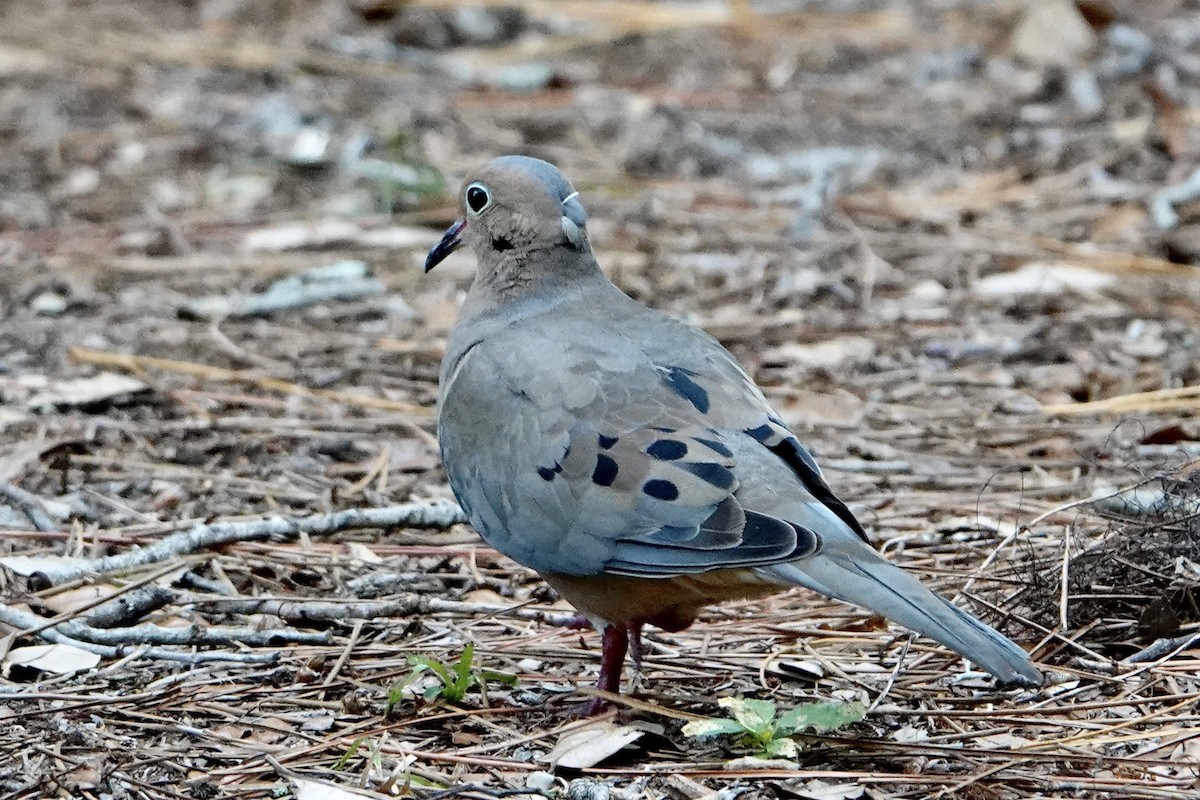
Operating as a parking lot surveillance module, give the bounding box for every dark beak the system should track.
[425,219,467,272]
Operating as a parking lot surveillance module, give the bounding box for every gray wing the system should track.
[437,305,860,578]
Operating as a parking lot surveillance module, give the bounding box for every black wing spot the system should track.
[598,434,618,449]
[537,465,559,482]
[681,461,735,491]
[643,479,679,501]
[662,366,710,413]
[744,423,775,444]
[694,436,733,457]
[646,439,687,460]
[592,454,619,487]
[492,235,514,251]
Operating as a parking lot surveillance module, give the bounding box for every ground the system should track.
[2,1,1200,798]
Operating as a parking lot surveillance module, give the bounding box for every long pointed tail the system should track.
[761,550,1042,687]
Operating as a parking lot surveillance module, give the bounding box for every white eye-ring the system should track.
[465,182,492,215]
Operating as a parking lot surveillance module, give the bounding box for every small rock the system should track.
[54,167,101,198]
[1009,0,1098,68]
[1150,168,1200,230]
[491,62,555,92]
[1067,70,1103,115]
[1096,24,1154,79]
[285,126,332,167]
[392,5,526,49]
[567,779,610,800]
[29,291,67,316]
[1162,224,1200,265]
[526,771,556,792]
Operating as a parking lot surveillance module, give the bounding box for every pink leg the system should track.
[579,623,629,716]
[597,623,629,693]
[628,621,645,672]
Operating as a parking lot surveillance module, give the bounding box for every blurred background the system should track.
[2,1,1200,797]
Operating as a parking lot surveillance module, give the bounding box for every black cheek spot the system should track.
[592,454,619,487]
[695,437,733,458]
[663,366,710,414]
[598,434,618,449]
[643,479,679,501]
[492,236,514,251]
[646,439,687,460]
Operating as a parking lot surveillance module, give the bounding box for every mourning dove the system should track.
[426,155,1042,711]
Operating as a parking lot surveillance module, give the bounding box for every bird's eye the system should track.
[465,183,491,215]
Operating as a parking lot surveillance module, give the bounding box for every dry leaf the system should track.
[761,337,876,369]
[891,724,929,743]
[36,583,121,615]
[974,262,1114,298]
[0,555,90,577]
[11,372,147,409]
[4,643,101,676]
[293,779,375,800]
[345,543,383,564]
[792,779,866,800]
[546,721,643,769]
[975,732,1033,749]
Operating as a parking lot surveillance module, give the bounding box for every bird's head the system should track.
[425,155,590,273]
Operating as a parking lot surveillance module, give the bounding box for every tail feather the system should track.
[761,551,1042,687]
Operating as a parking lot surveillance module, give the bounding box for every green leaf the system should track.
[386,674,420,713]
[761,736,799,759]
[408,655,452,685]
[453,643,475,685]
[681,717,751,738]
[776,701,866,735]
[423,684,444,701]
[479,669,519,686]
[718,696,777,737]
[333,737,366,770]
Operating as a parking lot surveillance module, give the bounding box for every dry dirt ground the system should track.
[2,1,1200,798]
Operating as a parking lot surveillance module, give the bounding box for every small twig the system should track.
[3,595,330,647]
[83,586,177,628]
[1058,528,1073,631]
[189,594,579,627]
[322,619,364,688]
[70,346,433,415]
[190,595,429,621]
[15,562,185,641]
[1124,631,1200,665]
[27,502,468,585]
[867,636,911,714]
[1041,382,1200,415]
[958,481,1143,602]
[0,482,60,532]
[0,603,278,664]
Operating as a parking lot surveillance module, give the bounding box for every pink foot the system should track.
[571,622,653,715]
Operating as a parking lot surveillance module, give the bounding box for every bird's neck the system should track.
[476,242,602,299]
[443,246,620,366]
